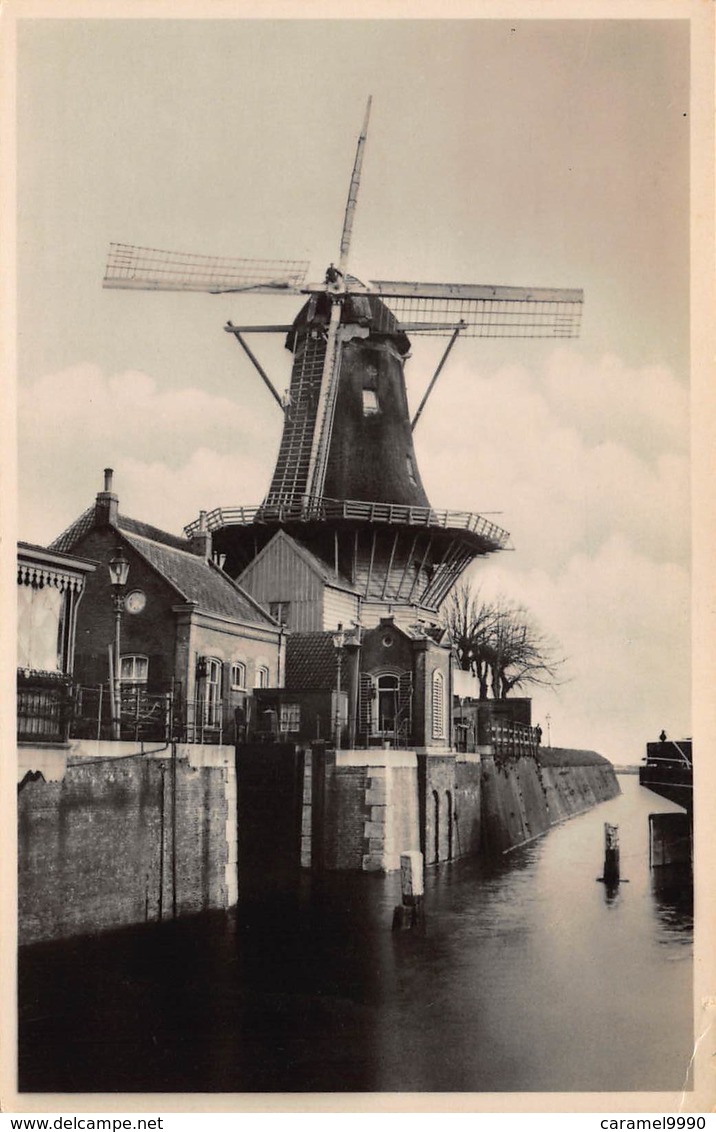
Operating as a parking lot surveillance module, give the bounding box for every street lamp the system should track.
[332,623,345,751]
[108,546,130,740]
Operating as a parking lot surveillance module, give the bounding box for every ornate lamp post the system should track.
[332,622,345,751]
[108,546,130,740]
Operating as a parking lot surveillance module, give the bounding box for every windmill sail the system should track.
[370,280,583,337]
[103,243,309,294]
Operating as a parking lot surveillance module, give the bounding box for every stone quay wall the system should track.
[18,743,235,946]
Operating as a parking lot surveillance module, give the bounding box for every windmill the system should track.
[103,98,582,626]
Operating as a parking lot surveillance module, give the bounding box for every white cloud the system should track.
[466,535,690,761]
[416,345,690,757]
[415,349,689,573]
[543,348,689,460]
[18,363,279,543]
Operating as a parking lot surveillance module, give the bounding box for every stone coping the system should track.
[335,749,417,769]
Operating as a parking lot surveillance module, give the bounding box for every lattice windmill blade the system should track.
[103,243,310,294]
[368,280,584,338]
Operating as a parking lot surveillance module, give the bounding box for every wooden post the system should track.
[392,851,424,930]
[602,822,620,885]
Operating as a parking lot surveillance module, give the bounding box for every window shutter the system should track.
[398,671,413,742]
[358,672,373,733]
[432,670,445,739]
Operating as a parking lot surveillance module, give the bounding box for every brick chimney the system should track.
[190,510,212,559]
[94,467,119,528]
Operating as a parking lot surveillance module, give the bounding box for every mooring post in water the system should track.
[392,851,424,931]
[602,822,620,885]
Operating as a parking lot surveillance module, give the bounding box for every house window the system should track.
[375,673,399,735]
[362,388,379,416]
[120,655,148,685]
[255,664,270,689]
[279,703,301,732]
[230,661,246,690]
[432,669,445,739]
[269,601,290,626]
[203,657,222,727]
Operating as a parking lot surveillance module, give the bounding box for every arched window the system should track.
[255,664,270,689]
[230,661,246,690]
[120,654,148,685]
[432,669,445,739]
[375,673,399,735]
[203,657,222,727]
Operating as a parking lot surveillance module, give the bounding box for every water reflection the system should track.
[651,862,693,945]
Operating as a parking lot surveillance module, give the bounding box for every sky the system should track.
[13,14,696,762]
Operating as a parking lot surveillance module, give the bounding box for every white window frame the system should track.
[120,654,149,685]
[230,661,247,691]
[374,672,400,736]
[203,656,222,727]
[255,663,270,689]
[279,702,301,733]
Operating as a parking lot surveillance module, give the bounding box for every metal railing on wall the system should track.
[490,719,540,761]
[17,674,233,746]
[16,671,74,744]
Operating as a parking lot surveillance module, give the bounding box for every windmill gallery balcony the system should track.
[184,497,511,550]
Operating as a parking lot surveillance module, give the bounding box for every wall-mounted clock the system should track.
[125,590,147,615]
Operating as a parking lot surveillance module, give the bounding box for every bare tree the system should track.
[442,582,496,698]
[487,598,565,697]
[443,585,565,699]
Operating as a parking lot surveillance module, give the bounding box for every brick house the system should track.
[253,616,452,751]
[49,470,284,743]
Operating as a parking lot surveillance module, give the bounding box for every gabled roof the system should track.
[49,500,277,628]
[50,507,96,554]
[50,509,192,555]
[368,617,448,646]
[122,531,277,625]
[285,632,339,690]
[116,515,190,552]
[238,529,358,594]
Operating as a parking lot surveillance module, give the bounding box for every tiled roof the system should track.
[50,508,192,555]
[285,632,339,690]
[49,507,96,553]
[47,498,276,626]
[117,515,191,552]
[123,532,275,625]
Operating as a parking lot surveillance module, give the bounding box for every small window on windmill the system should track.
[406,454,417,486]
[362,389,379,416]
[362,367,379,416]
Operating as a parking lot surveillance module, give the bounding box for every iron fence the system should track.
[491,719,540,762]
[17,671,73,744]
[18,675,233,746]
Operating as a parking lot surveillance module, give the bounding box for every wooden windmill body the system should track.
[104,99,582,628]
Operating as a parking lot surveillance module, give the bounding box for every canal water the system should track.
[19,776,692,1095]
